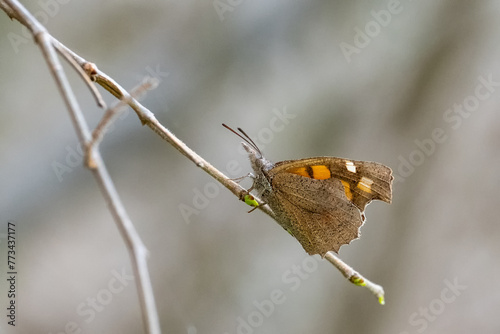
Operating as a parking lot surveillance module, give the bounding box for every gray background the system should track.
[1,1,499,333]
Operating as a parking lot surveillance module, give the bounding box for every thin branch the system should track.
[1,1,161,333]
[324,251,385,304]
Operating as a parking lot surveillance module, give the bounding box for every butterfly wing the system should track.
[265,157,393,255]
[267,172,364,255]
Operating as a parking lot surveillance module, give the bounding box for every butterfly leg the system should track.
[247,206,259,213]
[231,173,258,195]
[229,172,255,183]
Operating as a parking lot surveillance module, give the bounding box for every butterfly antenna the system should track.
[236,127,262,156]
[222,124,262,155]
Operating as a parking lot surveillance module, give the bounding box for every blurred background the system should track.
[1,1,499,333]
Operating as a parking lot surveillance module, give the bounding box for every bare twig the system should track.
[325,251,385,304]
[1,1,161,333]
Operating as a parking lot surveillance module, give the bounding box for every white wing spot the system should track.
[346,161,356,173]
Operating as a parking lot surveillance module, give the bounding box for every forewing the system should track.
[273,157,393,212]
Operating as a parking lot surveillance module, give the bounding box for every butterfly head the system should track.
[222,123,274,174]
[241,141,274,173]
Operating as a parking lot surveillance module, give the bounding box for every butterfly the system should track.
[224,124,393,256]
